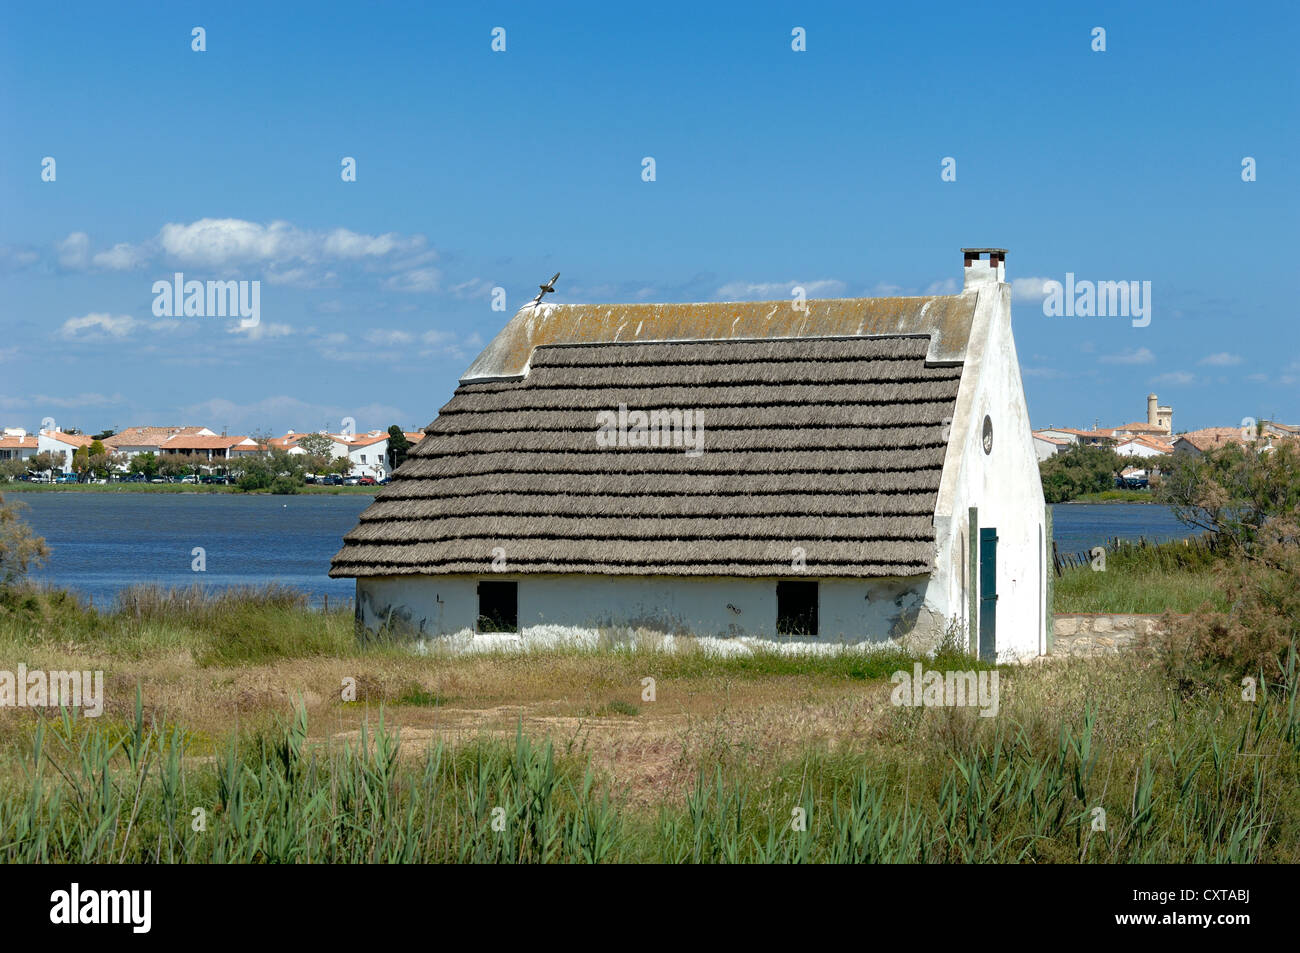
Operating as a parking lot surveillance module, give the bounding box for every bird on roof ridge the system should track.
[531,272,560,306]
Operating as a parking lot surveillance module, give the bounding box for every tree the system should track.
[72,447,91,481]
[91,429,115,441]
[235,448,308,493]
[68,440,109,481]
[1157,444,1300,685]
[387,425,413,472]
[0,492,49,587]
[1038,443,1125,503]
[130,452,161,479]
[296,432,335,458]
[26,451,63,481]
[0,459,27,482]
[1158,441,1300,554]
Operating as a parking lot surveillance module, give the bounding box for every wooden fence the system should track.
[1051,533,1215,577]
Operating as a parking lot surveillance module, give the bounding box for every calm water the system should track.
[11,494,1198,605]
[16,493,372,607]
[1049,502,1202,555]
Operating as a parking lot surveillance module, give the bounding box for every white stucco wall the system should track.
[355,573,936,651]
[1033,436,1064,461]
[927,280,1047,662]
[1116,442,1167,459]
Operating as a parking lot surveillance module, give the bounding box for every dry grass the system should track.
[0,625,1177,811]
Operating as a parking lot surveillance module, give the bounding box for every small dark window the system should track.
[477,581,517,633]
[776,581,818,636]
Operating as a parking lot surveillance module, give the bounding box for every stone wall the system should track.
[1051,613,1189,657]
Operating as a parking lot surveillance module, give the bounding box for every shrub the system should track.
[1155,520,1300,689]
[0,492,49,587]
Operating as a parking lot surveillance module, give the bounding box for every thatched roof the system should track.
[463,295,975,379]
[331,333,962,579]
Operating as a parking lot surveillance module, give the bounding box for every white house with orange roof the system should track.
[1114,434,1173,459]
[159,433,260,461]
[38,429,96,471]
[270,430,393,479]
[0,429,38,464]
[1031,430,1070,461]
[104,426,215,460]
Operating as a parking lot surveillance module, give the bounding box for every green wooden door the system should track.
[979,527,998,662]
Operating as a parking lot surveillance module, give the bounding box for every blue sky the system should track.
[1,0,1295,437]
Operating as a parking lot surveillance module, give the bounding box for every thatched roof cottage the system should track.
[331,249,1048,660]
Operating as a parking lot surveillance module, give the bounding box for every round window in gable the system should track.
[982,416,993,455]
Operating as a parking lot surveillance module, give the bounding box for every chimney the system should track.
[962,248,1006,290]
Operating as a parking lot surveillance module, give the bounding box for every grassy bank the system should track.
[1066,489,1155,503]
[1052,536,1228,613]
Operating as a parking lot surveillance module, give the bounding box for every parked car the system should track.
[56,473,79,484]
[343,476,361,486]
[358,476,377,486]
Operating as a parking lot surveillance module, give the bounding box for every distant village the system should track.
[1034,393,1299,487]
[0,424,425,484]
[0,390,1297,489]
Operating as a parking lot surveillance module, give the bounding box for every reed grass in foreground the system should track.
[1,655,1296,863]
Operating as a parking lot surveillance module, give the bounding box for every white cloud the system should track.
[157,218,427,269]
[383,267,440,293]
[715,279,846,300]
[0,245,40,272]
[0,392,125,412]
[1011,276,1054,303]
[450,278,498,300]
[57,232,90,269]
[227,321,293,340]
[364,329,415,346]
[923,278,959,295]
[92,243,148,270]
[178,395,407,435]
[417,329,484,361]
[1152,371,1195,386]
[1099,347,1155,365]
[58,312,138,340]
[1198,352,1243,366]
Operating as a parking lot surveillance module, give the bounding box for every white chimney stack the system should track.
[962,248,1006,290]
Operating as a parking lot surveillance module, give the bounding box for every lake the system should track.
[16,493,372,607]
[10,494,1201,606]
